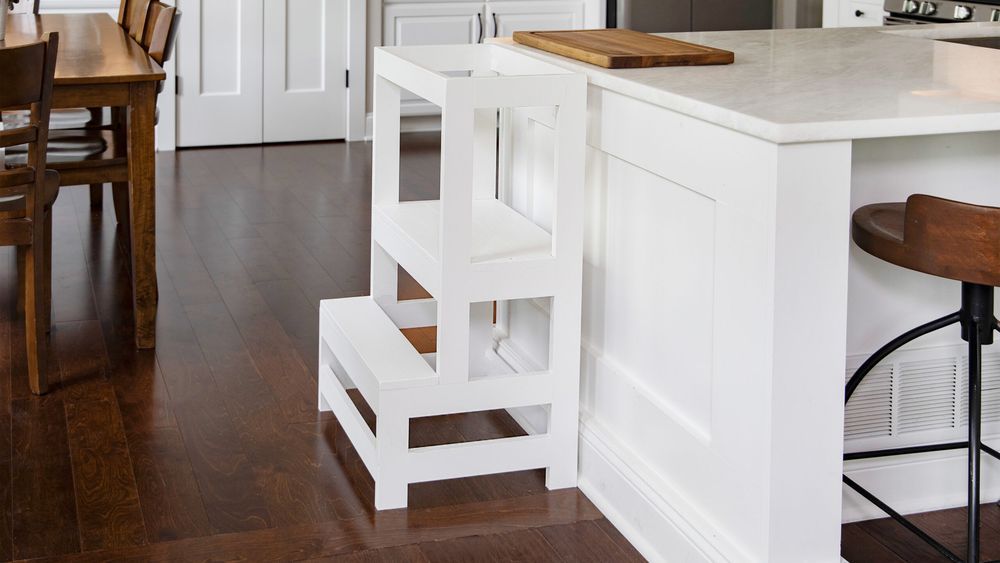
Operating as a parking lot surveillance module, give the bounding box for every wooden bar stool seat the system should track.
[845,194,1000,563]
[852,195,1000,287]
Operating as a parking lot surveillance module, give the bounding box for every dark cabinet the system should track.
[619,0,773,33]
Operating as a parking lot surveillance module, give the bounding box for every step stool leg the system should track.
[318,329,334,412]
[371,243,398,310]
[374,393,409,510]
[545,295,583,490]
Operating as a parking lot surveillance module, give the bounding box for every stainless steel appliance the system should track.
[611,0,774,32]
[884,0,1000,24]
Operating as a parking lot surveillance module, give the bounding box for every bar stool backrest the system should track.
[904,194,1000,287]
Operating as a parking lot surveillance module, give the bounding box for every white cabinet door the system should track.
[263,0,348,143]
[486,1,583,39]
[838,0,885,26]
[383,2,484,115]
[176,0,264,146]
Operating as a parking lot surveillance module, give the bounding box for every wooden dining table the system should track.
[3,12,164,349]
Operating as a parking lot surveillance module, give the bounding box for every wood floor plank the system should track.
[856,516,954,562]
[63,386,147,551]
[539,520,645,562]
[125,426,213,543]
[11,395,81,559]
[417,527,558,562]
[841,522,908,563]
[906,504,1000,562]
[171,399,272,534]
[318,544,429,563]
[593,518,646,561]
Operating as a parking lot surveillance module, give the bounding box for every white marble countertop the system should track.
[498,23,1000,143]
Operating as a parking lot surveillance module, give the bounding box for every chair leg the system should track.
[43,208,52,334]
[15,246,25,317]
[112,181,131,254]
[89,184,103,208]
[23,241,47,395]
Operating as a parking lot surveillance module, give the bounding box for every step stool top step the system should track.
[321,296,438,390]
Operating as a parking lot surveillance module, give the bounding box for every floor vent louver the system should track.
[845,364,893,440]
[845,347,1000,447]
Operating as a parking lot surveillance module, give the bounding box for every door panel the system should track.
[263,0,348,142]
[177,0,264,146]
[487,0,583,38]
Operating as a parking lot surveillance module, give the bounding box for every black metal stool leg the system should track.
[967,321,982,563]
[961,283,994,563]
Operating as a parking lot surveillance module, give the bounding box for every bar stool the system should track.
[846,194,1000,563]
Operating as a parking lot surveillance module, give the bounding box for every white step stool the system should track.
[318,43,586,510]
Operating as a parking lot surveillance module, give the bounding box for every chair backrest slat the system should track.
[0,126,38,149]
[0,170,36,192]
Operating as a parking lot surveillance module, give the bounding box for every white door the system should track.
[486,1,583,39]
[176,0,264,146]
[263,0,348,142]
[383,2,484,115]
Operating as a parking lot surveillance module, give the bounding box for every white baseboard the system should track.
[364,112,441,141]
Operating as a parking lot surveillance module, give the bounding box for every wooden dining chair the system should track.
[0,34,61,395]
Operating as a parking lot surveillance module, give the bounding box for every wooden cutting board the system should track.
[512,29,734,69]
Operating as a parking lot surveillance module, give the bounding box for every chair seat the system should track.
[852,196,1000,287]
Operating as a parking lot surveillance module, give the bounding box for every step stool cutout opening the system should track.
[408,404,549,448]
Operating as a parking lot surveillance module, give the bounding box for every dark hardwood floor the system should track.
[3,132,994,561]
[842,503,1000,562]
[0,134,644,562]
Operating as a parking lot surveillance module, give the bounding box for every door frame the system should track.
[347,0,367,141]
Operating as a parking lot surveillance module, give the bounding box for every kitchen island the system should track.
[493,23,1000,562]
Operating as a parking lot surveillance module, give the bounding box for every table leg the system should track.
[127,81,158,348]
